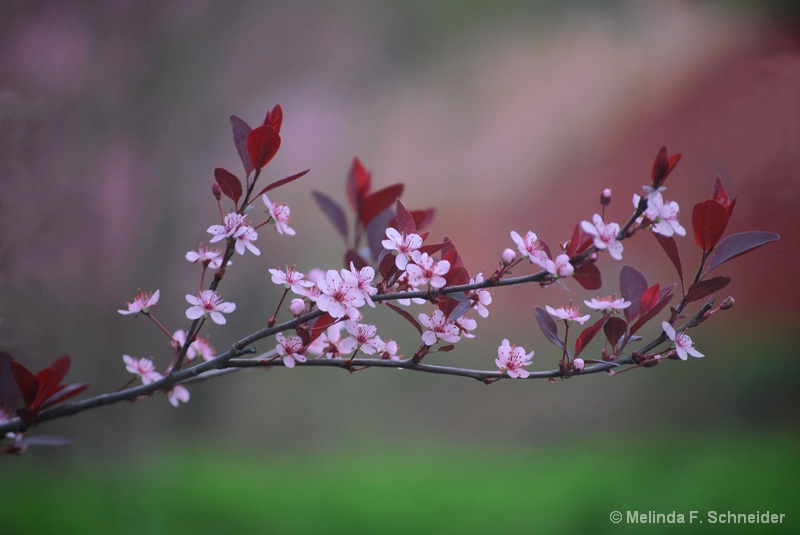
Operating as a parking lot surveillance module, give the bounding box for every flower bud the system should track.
[720,296,735,310]
[501,248,516,265]
[600,188,612,206]
[572,358,585,371]
[289,298,306,316]
[212,182,222,200]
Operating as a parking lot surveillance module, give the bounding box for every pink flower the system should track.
[342,262,378,307]
[418,310,461,346]
[510,230,549,268]
[662,321,704,360]
[468,273,492,318]
[123,355,162,385]
[208,213,260,256]
[185,244,226,269]
[315,269,365,320]
[406,251,450,289]
[307,324,357,359]
[289,298,306,316]
[379,340,402,361]
[276,332,307,368]
[167,385,190,407]
[584,296,631,314]
[495,339,534,378]
[544,253,574,278]
[185,290,236,325]
[634,192,686,237]
[455,315,478,339]
[118,289,160,316]
[172,330,216,362]
[344,320,385,355]
[580,215,623,260]
[382,227,423,270]
[546,304,591,325]
[263,194,296,236]
[269,266,315,295]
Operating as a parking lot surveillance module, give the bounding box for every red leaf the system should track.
[566,222,594,257]
[246,125,281,171]
[40,382,88,410]
[230,115,254,177]
[686,276,731,303]
[692,199,729,253]
[534,306,565,350]
[711,176,736,219]
[214,168,243,206]
[639,284,660,314]
[651,146,681,188]
[344,248,368,271]
[307,314,337,346]
[410,209,436,231]
[346,157,371,213]
[653,233,683,287]
[360,183,404,226]
[366,208,394,261]
[312,190,348,242]
[707,231,780,273]
[630,286,674,335]
[263,104,283,133]
[575,314,610,357]
[393,199,416,234]
[9,360,38,409]
[386,303,423,334]
[573,263,602,291]
[254,169,310,198]
[620,265,648,322]
[604,316,628,351]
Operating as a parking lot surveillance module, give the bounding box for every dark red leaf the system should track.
[686,276,731,303]
[312,190,348,242]
[639,284,660,314]
[366,208,394,261]
[707,231,780,273]
[711,176,736,218]
[604,316,628,351]
[0,351,21,409]
[246,125,281,171]
[443,297,472,323]
[230,115,254,177]
[692,199,729,253]
[573,263,602,291]
[9,360,38,409]
[575,314,610,357]
[344,248,368,271]
[40,382,88,410]
[346,157,371,213]
[620,265,648,322]
[653,233,683,287]
[630,287,674,335]
[567,222,594,257]
[378,249,397,279]
[214,168,243,206]
[307,314,338,346]
[386,303,423,334]
[410,209,436,231]
[534,306,565,350]
[263,104,283,133]
[651,146,681,188]
[394,199,416,234]
[254,169,310,198]
[360,183,404,226]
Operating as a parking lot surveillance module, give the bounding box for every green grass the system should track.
[2,430,798,534]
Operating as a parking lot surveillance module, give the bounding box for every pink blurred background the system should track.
[1,1,798,456]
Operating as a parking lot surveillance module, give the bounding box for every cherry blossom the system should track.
[455,315,478,339]
[166,385,190,407]
[405,251,450,289]
[580,215,623,260]
[545,304,591,325]
[315,269,365,320]
[584,296,631,314]
[510,230,548,268]
[382,227,423,270]
[276,332,307,368]
[263,194,296,236]
[662,321,704,360]
[172,329,216,362]
[544,253,574,278]
[307,324,356,359]
[418,310,461,346]
[118,289,160,316]
[633,191,686,237]
[185,290,236,325]
[379,340,402,361]
[269,266,315,295]
[495,339,534,379]
[208,213,260,256]
[122,355,161,385]
[342,262,378,307]
[344,320,385,355]
[185,244,226,269]
[467,273,492,318]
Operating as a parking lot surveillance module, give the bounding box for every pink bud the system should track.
[501,248,516,265]
[600,188,612,206]
[720,296,735,310]
[572,358,585,371]
[212,182,222,200]
[289,298,306,316]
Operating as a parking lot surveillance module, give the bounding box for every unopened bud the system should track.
[289,298,306,316]
[720,296,735,310]
[600,188,612,206]
[572,358,585,371]
[501,248,516,265]
[212,182,222,200]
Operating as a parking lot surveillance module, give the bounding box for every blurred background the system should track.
[1,1,799,533]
